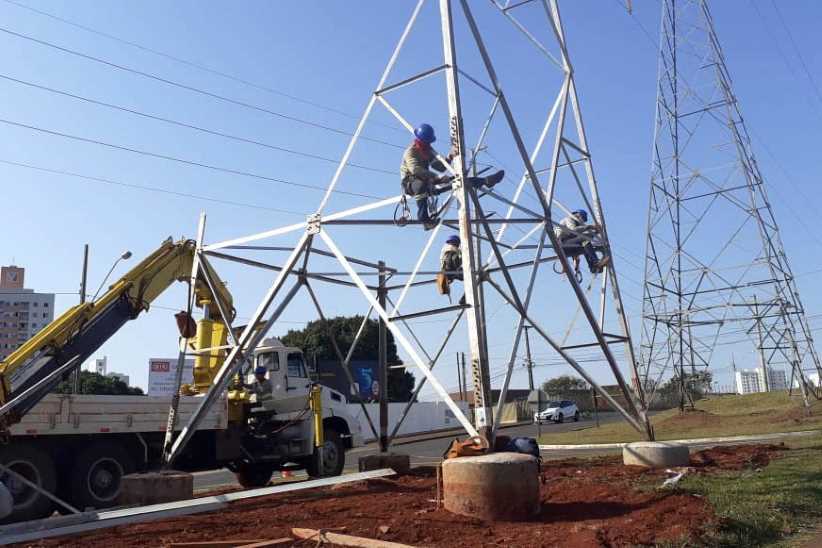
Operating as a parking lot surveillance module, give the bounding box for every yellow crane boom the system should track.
[0,237,234,432]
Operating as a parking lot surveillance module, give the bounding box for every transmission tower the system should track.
[639,0,822,410]
[158,0,657,465]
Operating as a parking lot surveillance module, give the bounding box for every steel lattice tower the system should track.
[640,0,822,409]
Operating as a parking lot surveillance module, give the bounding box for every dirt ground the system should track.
[16,444,785,548]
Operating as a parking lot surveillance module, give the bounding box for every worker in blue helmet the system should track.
[436,234,463,295]
[553,209,610,276]
[401,123,506,230]
[251,365,274,406]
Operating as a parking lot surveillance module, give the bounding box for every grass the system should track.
[681,433,822,547]
[538,391,822,445]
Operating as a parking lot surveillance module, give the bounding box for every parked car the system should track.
[534,400,579,424]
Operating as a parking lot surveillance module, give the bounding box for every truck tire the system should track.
[556,413,564,424]
[235,463,274,489]
[69,441,135,510]
[306,427,344,478]
[0,444,57,524]
[574,411,580,422]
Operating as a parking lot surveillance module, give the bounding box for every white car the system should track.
[534,400,579,424]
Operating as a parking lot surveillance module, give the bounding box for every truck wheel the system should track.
[69,441,135,510]
[0,444,57,524]
[306,428,344,478]
[235,463,274,489]
[556,413,564,424]
[574,411,580,422]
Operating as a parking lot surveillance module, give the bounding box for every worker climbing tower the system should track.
[164,0,656,465]
[639,0,822,409]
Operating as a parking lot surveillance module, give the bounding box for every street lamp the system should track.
[91,250,132,301]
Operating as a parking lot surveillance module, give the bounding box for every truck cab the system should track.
[251,338,313,413]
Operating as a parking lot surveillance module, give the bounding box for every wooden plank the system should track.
[292,528,416,548]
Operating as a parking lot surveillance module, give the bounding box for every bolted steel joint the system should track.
[306,214,322,235]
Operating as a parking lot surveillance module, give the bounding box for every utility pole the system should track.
[591,385,600,428]
[523,325,534,391]
[461,352,468,401]
[73,244,89,394]
[455,353,463,400]
[378,261,388,453]
[753,296,769,392]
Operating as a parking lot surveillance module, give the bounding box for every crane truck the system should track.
[0,238,359,524]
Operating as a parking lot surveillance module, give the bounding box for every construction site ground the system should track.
[14,442,797,548]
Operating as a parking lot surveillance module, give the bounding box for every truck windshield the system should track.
[256,352,279,371]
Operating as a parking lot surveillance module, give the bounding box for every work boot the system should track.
[594,255,611,272]
[424,219,438,231]
[483,170,505,188]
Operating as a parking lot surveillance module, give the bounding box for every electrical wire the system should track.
[0,117,386,200]
[0,73,395,176]
[0,158,307,215]
[0,0,405,133]
[0,25,404,150]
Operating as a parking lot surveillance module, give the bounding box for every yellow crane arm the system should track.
[0,237,234,430]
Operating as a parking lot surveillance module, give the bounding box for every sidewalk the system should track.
[360,420,532,448]
[538,429,820,451]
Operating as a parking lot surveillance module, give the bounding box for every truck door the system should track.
[277,352,311,413]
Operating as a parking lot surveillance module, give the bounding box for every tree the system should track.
[281,315,415,402]
[55,371,144,395]
[542,375,587,395]
[655,371,713,408]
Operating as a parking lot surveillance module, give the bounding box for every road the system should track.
[192,413,623,491]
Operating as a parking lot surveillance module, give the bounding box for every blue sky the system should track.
[2,0,821,399]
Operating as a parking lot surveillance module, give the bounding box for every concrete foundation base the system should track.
[623,441,690,468]
[443,452,539,521]
[118,471,193,507]
[358,453,411,475]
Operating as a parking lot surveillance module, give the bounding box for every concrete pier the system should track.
[442,453,540,521]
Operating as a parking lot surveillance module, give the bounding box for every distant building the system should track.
[95,356,108,376]
[735,367,788,394]
[0,266,55,361]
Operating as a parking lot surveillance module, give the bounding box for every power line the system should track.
[0,73,394,176]
[0,116,385,200]
[768,1,822,111]
[0,25,404,150]
[0,158,307,216]
[0,0,404,133]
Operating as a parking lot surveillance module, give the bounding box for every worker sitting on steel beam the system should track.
[553,209,610,276]
[401,123,505,230]
[437,234,463,295]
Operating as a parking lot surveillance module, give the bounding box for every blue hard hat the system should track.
[254,366,267,376]
[446,235,460,245]
[572,209,588,222]
[414,123,436,144]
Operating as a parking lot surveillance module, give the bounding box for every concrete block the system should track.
[358,453,411,475]
[623,441,690,468]
[443,452,539,521]
[118,471,193,507]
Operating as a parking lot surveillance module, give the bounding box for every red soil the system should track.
[17,444,786,548]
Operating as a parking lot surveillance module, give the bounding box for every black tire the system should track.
[556,413,564,424]
[0,443,57,524]
[69,441,135,511]
[306,427,344,478]
[574,411,580,422]
[235,463,275,489]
